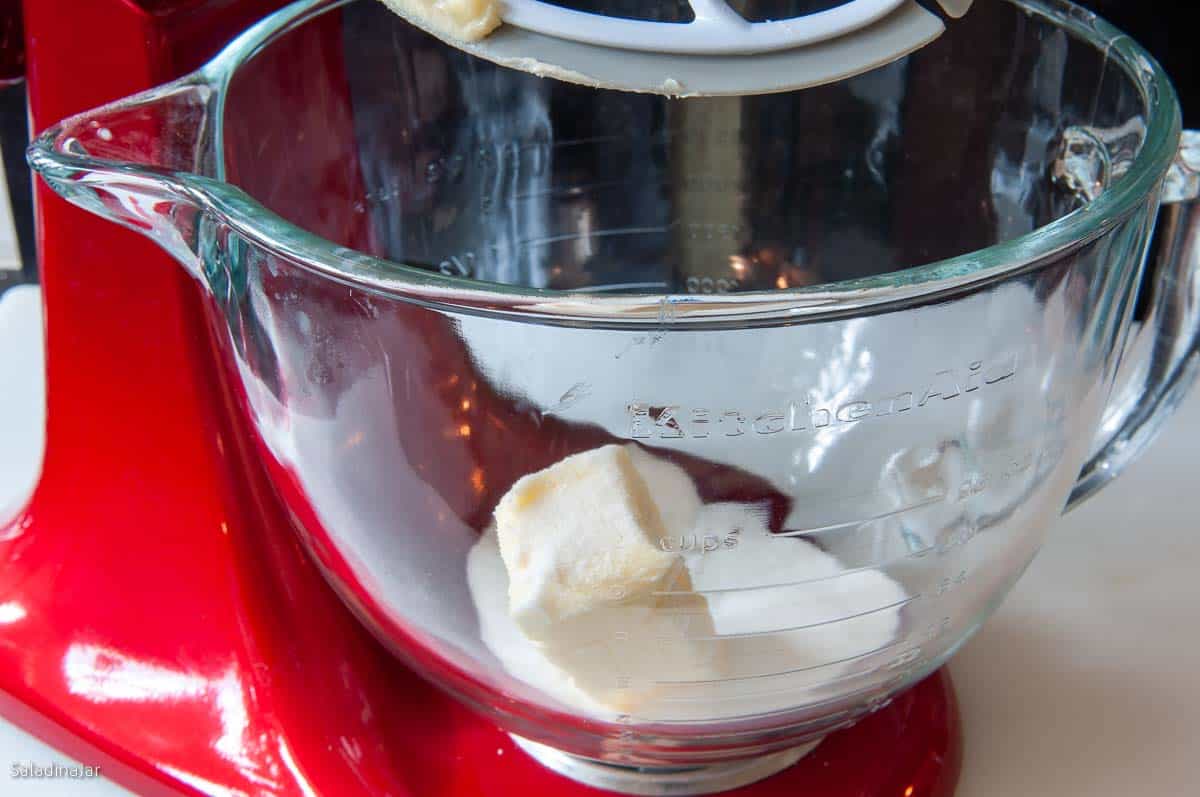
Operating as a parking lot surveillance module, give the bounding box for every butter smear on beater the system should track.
[377,0,501,42]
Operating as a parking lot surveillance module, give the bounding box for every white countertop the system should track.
[953,383,1200,796]
[2,285,1198,796]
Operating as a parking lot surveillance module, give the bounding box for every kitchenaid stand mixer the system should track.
[7,1,1200,795]
[2,2,960,794]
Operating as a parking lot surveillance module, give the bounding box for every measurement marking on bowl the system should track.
[663,552,952,598]
[652,547,940,597]
[653,639,919,687]
[651,518,982,598]
[515,226,668,249]
[513,179,630,201]
[646,626,954,717]
[549,134,632,148]
[652,642,908,705]
[772,493,947,539]
[540,130,735,150]
[684,596,920,642]
[934,570,969,596]
[541,382,593,417]
[574,281,671,293]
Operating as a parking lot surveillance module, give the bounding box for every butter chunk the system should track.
[495,444,677,636]
[493,445,723,714]
[536,565,718,712]
[377,0,501,42]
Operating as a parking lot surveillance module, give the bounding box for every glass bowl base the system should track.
[505,671,961,796]
[510,735,823,796]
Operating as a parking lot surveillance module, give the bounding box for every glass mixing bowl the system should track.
[29,0,1200,792]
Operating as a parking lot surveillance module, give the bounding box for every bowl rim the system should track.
[49,0,1189,327]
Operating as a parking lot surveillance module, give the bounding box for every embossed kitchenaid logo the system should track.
[626,354,1017,440]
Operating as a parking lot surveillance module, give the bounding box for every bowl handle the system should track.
[1066,130,1200,511]
[26,76,215,279]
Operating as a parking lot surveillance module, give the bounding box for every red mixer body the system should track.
[0,1,962,794]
